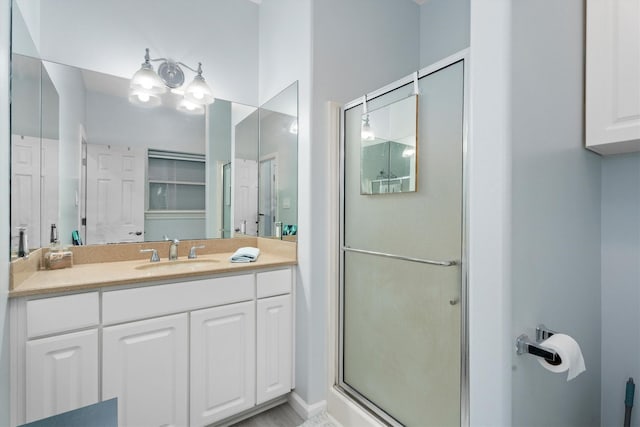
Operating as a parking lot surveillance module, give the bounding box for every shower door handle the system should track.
[341,246,458,267]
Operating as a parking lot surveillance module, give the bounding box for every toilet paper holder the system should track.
[516,324,562,365]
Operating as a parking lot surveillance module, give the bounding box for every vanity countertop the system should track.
[10,238,297,298]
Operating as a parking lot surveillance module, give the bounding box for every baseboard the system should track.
[288,391,327,420]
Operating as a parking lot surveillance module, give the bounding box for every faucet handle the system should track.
[140,248,160,262]
[188,245,205,259]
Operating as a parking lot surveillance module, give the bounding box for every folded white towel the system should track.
[230,247,260,263]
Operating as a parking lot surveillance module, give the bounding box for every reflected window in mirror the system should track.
[145,150,206,242]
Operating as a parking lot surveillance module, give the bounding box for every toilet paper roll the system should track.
[537,333,586,381]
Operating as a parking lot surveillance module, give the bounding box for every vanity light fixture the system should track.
[129,48,215,109]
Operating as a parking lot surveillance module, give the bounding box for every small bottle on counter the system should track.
[275,221,282,239]
[17,227,29,258]
[50,223,58,244]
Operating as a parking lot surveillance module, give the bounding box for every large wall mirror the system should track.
[9,0,298,256]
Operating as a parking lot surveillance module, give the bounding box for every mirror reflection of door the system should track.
[221,162,231,239]
[85,144,145,244]
[258,155,278,237]
[11,135,41,248]
[234,159,258,236]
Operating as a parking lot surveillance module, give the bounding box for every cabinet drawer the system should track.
[257,269,292,298]
[27,292,99,338]
[103,274,254,325]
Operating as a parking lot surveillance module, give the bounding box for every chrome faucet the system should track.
[188,245,205,259]
[164,236,180,260]
[140,248,160,262]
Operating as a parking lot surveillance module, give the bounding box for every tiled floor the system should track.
[230,403,304,427]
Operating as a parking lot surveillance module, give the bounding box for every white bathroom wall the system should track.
[207,99,233,238]
[35,0,259,106]
[311,0,420,410]
[0,0,11,424]
[258,0,314,406]
[419,0,469,68]
[601,153,640,427]
[510,1,602,425]
[467,0,512,424]
[13,0,40,57]
[85,91,205,154]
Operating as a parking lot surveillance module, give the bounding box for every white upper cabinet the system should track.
[586,0,640,155]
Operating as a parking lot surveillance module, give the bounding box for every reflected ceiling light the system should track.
[177,98,205,115]
[402,147,415,158]
[129,48,215,109]
[361,115,375,141]
[128,90,162,107]
[289,120,298,135]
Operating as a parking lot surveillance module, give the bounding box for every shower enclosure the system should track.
[339,53,468,426]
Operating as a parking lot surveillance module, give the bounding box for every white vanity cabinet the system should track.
[586,0,640,154]
[190,301,255,426]
[13,292,100,425]
[102,314,189,427]
[256,269,293,405]
[25,329,99,423]
[10,267,295,427]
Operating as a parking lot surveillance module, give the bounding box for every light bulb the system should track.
[177,98,205,115]
[402,147,415,158]
[137,92,150,102]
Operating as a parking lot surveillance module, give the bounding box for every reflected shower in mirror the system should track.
[258,82,298,240]
[360,95,418,195]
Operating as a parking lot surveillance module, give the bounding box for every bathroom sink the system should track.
[135,259,220,272]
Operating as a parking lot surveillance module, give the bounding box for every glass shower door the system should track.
[340,60,465,427]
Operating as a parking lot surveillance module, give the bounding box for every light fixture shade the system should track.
[130,64,166,95]
[184,75,215,105]
[128,90,162,107]
[177,99,205,115]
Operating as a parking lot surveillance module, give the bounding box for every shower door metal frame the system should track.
[337,49,470,427]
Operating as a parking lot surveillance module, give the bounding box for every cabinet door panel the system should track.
[190,301,255,426]
[256,294,292,404]
[25,329,98,422]
[103,314,188,427]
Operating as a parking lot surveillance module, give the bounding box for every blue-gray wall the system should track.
[309,0,420,405]
[601,153,640,427]
[1,0,11,425]
[510,1,602,425]
[419,0,469,68]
